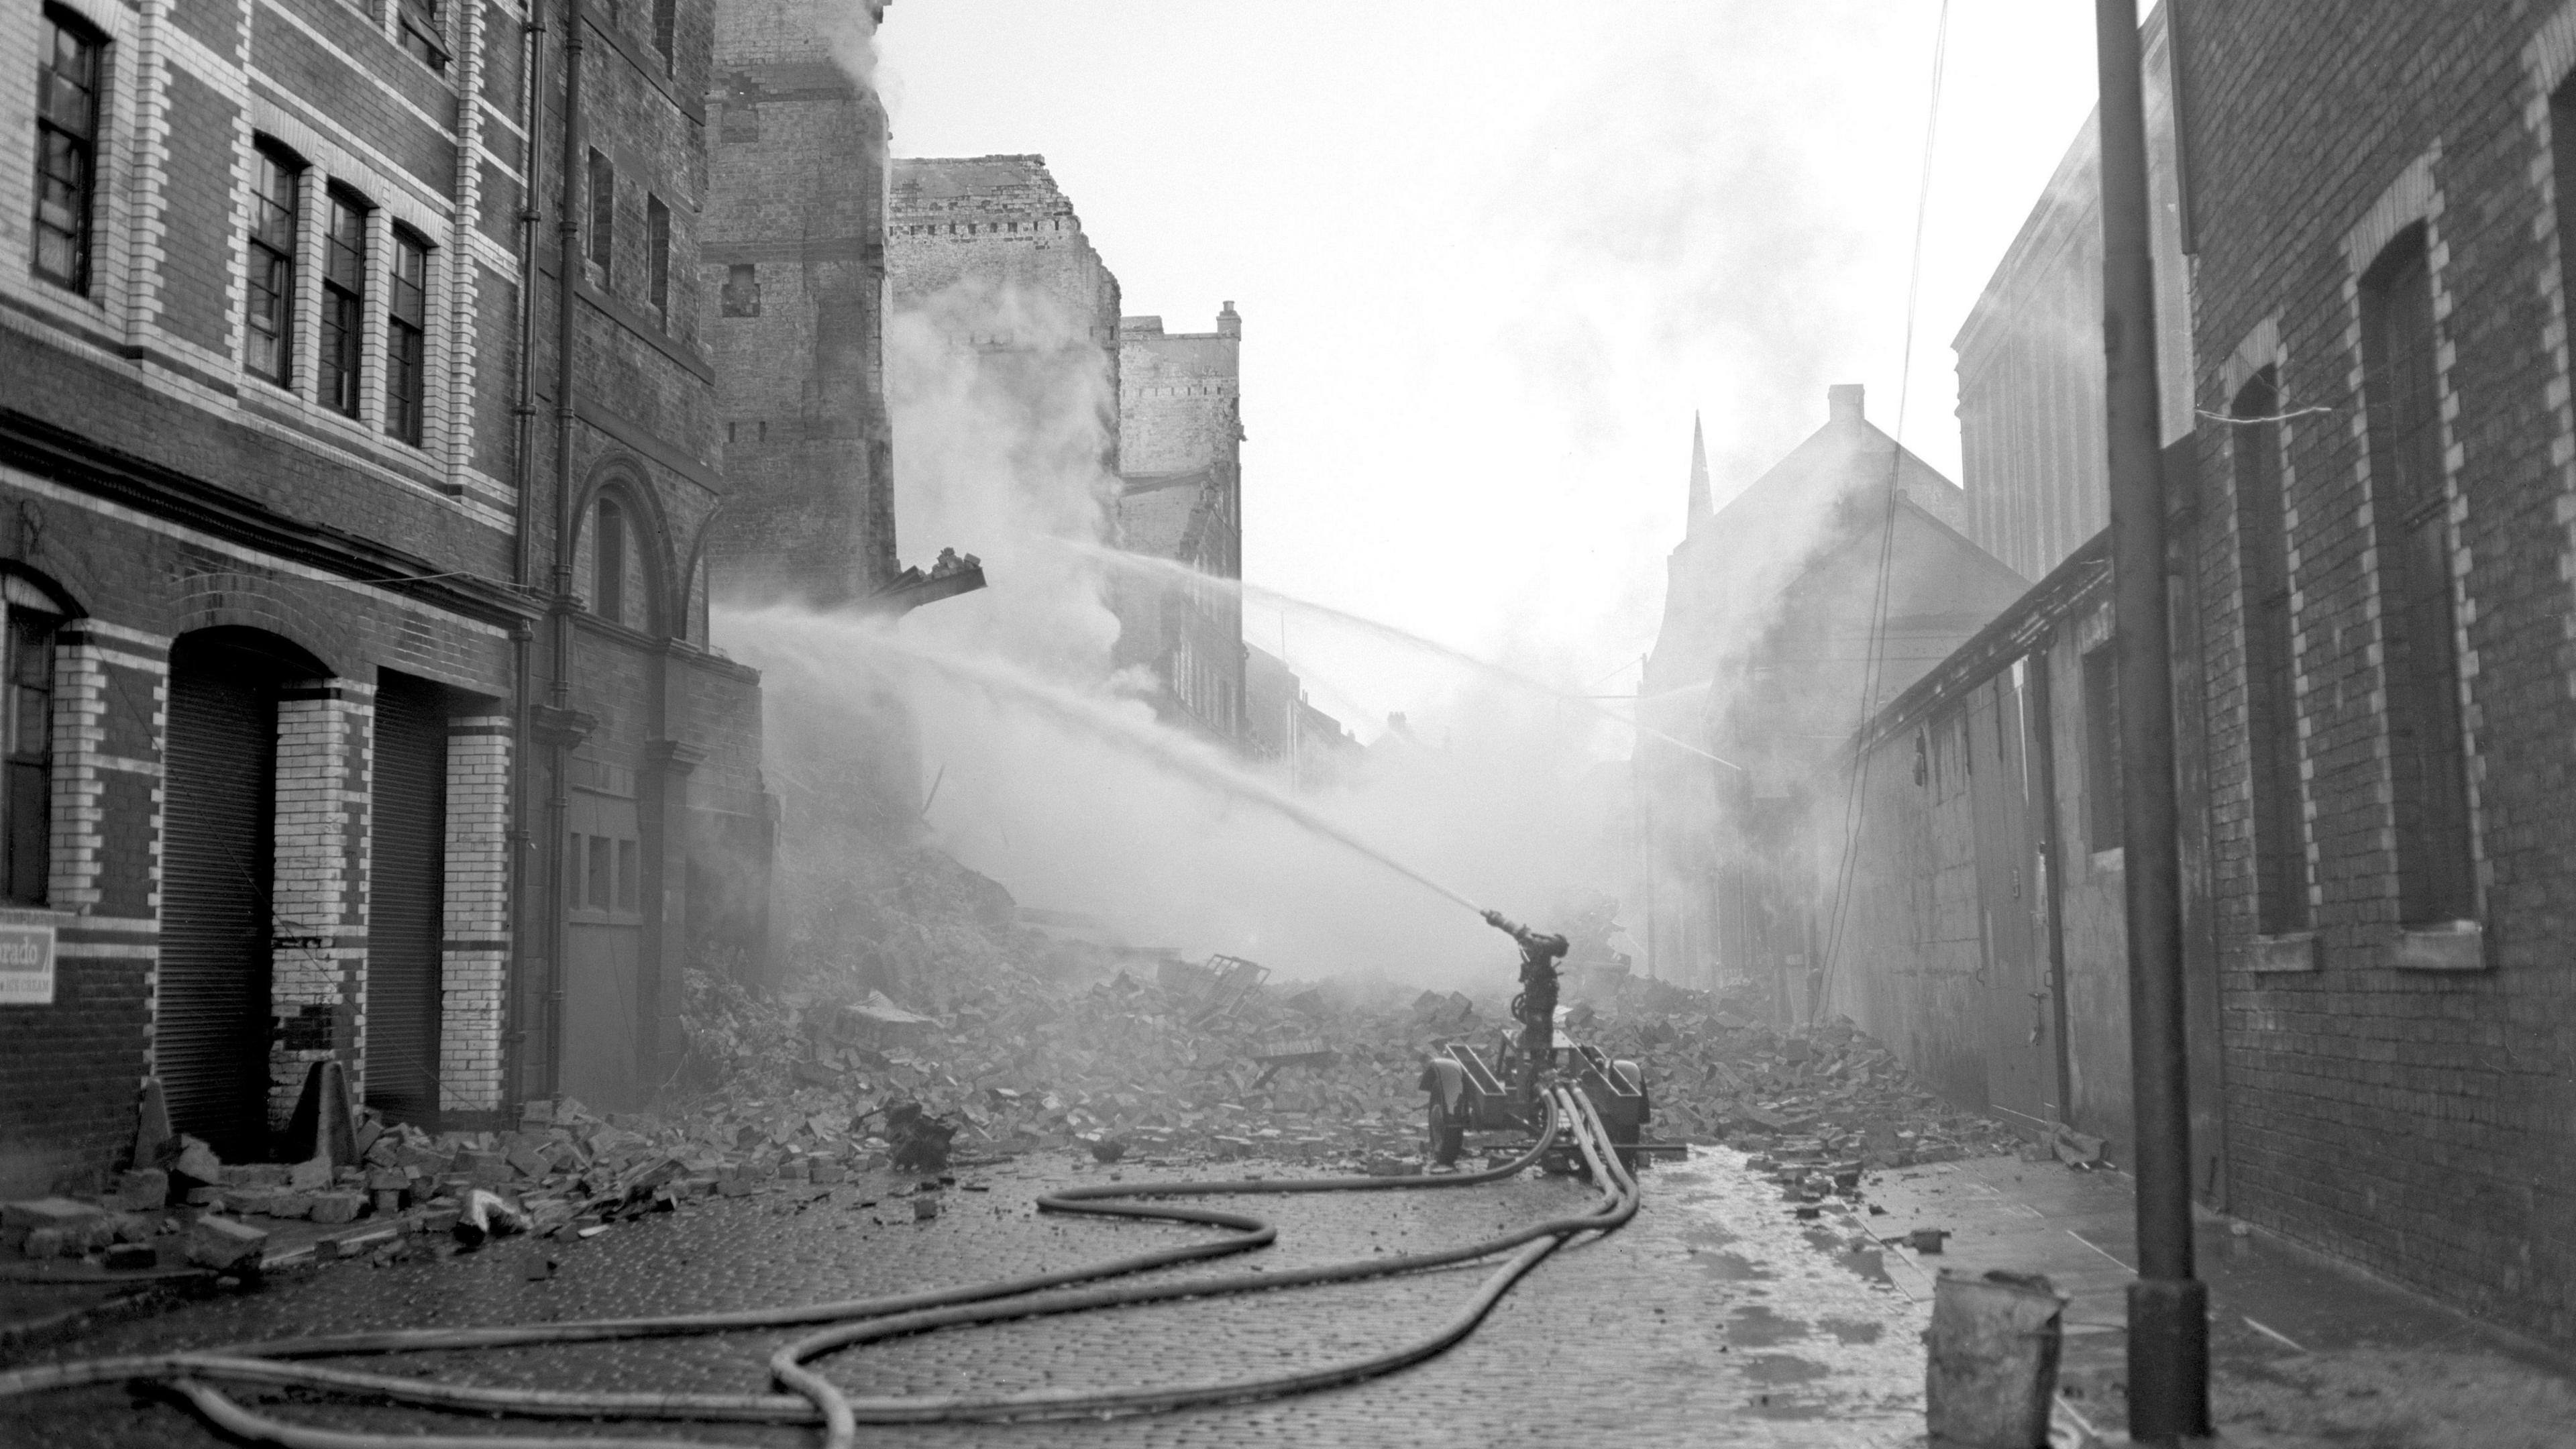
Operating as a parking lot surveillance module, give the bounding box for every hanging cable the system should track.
[1819,0,1955,1007]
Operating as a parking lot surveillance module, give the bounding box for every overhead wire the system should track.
[1819,0,1955,1008]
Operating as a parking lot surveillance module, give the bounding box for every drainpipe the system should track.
[542,0,590,1100]
[502,0,548,1112]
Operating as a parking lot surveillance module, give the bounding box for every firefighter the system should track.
[1482,910,1569,1102]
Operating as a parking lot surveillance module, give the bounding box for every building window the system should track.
[720,262,760,317]
[320,189,368,417]
[586,149,614,280]
[594,496,627,625]
[646,194,669,319]
[31,8,103,293]
[2232,368,2307,933]
[2081,641,2121,853]
[2360,224,2474,924]
[396,0,449,73]
[651,0,676,71]
[246,142,303,387]
[1,588,57,906]
[385,229,429,445]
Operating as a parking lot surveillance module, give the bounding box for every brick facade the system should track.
[1802,0,2576,1356]
[0,0,778,1186]
[2176,0,2576,1350]
[1114,307,1246,744]
[700,0,894,607]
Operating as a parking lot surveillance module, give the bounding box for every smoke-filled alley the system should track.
[3,3,2575,1447]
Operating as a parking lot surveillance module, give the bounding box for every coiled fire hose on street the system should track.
[0,1086,1640,1448]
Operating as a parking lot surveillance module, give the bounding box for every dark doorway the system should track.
[366,672,447,1126]
[160,631,295,1159]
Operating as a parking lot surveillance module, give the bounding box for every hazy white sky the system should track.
[876,1,2100,740]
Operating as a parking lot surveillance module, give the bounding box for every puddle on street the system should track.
[1741,1352,1833,1385]
[1729,1304,1811,1346]
[1650,1152,1931,1440]
[1819,1318,1886,1344]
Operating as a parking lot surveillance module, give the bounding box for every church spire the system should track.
[1685,412,1711,533]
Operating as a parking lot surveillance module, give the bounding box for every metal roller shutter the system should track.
[366,673,445,1125]
[159,643,278,1160]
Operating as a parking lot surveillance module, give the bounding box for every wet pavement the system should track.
[0,1146,1935,1447]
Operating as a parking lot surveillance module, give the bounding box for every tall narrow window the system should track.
[31,9,103,292]
[594,498,626,625]
[646,195,670,319]
[586,149,614,278]
[720,262,759,317]
[320,190,368,417]
[2082,641,2122,852]
[385,229,429,445]
[651,0,676,70]
[2233,369,2308,932]
[246,144,303,386]
[1,594,56,906]
[2361,225,2475,924]
[397,0,449,74]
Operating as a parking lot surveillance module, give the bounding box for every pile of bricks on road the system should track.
[1564,973,2024,1167]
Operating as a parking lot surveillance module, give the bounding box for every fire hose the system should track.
[0,1085,1641,1448]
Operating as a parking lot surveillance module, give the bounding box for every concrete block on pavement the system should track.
[187,1215,269,1272]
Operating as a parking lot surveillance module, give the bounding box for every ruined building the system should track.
[1635,391,2021,1000]
[1243,642,1359,788]
[883,156,1248,743]
[0,0,772,1191]
[701,0,897,607]
[1116,306,1246,743]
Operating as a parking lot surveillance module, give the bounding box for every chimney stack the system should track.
[1217,301,1242,338]
[1828,383,1865,430]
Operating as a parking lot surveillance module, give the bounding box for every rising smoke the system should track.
[723,270,1633,987]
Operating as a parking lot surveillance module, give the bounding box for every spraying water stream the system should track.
[1048,537,1743,770]
[730,606,1491,920]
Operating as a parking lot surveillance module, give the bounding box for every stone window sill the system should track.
[2246,932,2318,973]
[2393,919,2484,971]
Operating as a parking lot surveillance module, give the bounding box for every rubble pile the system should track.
[5,843,2024,1281]
[1568,975,2024,1167]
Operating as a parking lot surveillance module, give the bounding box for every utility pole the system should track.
[2094,0,2210,1441]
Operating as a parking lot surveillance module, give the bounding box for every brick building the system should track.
[1242,640,1358,788]
[2168,0,2576,1352]
[700,0,894,606]
[1635,389,2021,998]
[1813,0,2576,1355]
[0,0,773,1192]
[1949,5,2191,583]
[1116,305,1244,743]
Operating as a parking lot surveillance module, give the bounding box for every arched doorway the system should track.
[159,629,321,1159]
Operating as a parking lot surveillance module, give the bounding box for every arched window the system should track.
[594,496,627,626]
[0,579,57,904]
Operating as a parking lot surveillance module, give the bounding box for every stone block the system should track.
[102,1242,158,1271]
[308,1192,365,1226]
[3,1197,101,1232]
[105,1169,169,1213]
[289,1158,333,1191]
[174,1136,223,1185]
[22,1227,70,1258]
[187,1215,269,1272]
[455,1149,510,1185]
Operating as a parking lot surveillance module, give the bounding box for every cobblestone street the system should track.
[0,1147,1931,1448]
